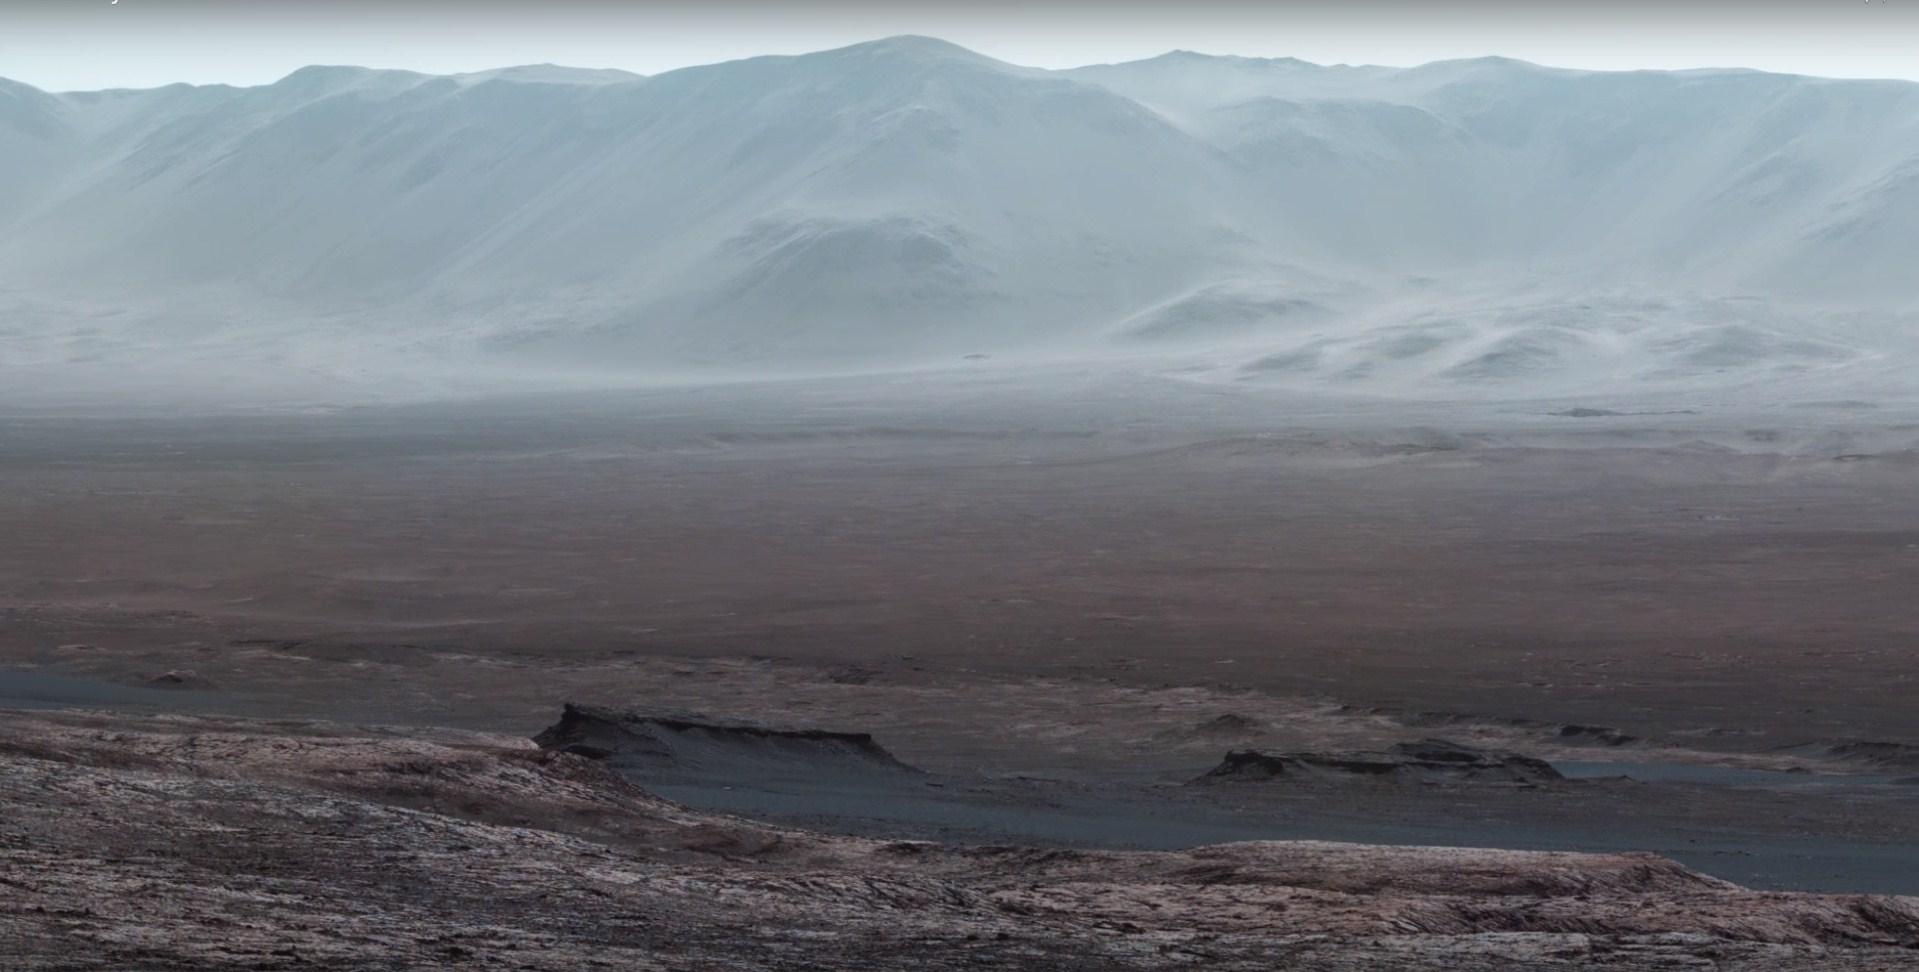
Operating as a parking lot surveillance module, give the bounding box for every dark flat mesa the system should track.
[4,375,1919,967]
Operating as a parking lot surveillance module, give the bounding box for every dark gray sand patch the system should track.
[0,670,219,711]
[643,771,1919,896]
[1177,713,1267,740]
[1556,761,1896,787]
[538,706,1919,896]
[1547,408,1702,418]
[1370,707,1641,748]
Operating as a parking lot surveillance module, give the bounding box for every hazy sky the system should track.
[6,0,1918,91]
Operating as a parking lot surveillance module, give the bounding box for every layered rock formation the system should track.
[5,708,1917,970]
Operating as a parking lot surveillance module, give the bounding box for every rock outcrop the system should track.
[1197,738,1565,786]
[532,702,921,781]
[4,710,1917,970]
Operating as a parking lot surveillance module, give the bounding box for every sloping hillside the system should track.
[3,36,1916,400]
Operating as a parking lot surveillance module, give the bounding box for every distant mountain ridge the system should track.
[2,36,1916,399]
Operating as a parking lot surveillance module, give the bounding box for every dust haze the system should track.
[5,26,1919,972]
[4,35,1919,407]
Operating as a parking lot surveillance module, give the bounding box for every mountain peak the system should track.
[822,35,1000,66]
[271,65,429,93]
[859,35,977,54]
[1407,55,1557,76]
[1156,50,1315,69]
[6,37,1919,397]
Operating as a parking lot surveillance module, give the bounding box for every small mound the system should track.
[1442,328,1589,381]
[824,665,881,685]
[1192,713,1265,737]
[1240,344,1325,374]
[145,670,215,690]
[533,703,921,783]
[1195,738,1563,786]
[1655,324,1855,371]
[1119,285,1331,343]
[1399,711,1638,748]
[1556,724,1638,747]
[1162,713,1269,745]
[1824,740,1919,772]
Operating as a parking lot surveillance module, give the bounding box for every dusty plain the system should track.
[4,370,1919,968]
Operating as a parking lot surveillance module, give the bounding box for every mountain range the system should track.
[3,36,1917,401]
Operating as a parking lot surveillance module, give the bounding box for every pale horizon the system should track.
[4,0,1917,91]
[14,38,1919,95]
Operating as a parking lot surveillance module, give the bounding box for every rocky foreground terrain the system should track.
[4,708,1917,971]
